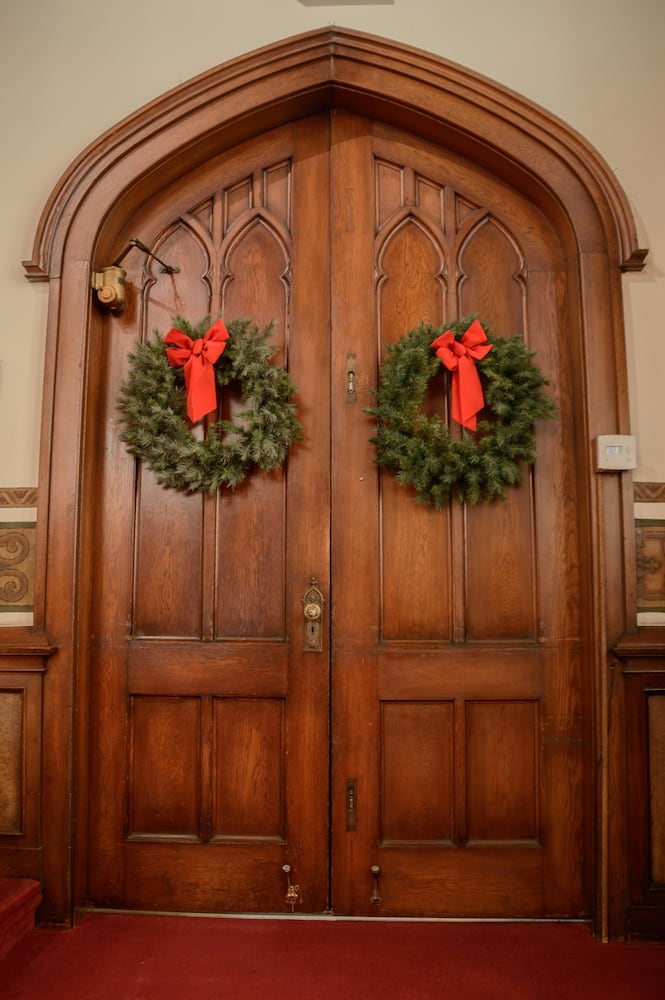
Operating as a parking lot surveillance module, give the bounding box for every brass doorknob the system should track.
[301,578,325,652]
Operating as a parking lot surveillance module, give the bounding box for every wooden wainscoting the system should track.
[0,630,54,882]
[614,628,665,940]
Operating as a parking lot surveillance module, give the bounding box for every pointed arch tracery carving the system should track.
[373,154,531,339]
[132,155,295,347]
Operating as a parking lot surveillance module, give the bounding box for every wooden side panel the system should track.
[0,661,46,880]
[623,662,665,939]
[648,692,665,884]
[215,181,289,636]
[0,690,22,833]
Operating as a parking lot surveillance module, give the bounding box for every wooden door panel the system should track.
[121,843,288,913]
[134,489,203,638]
[380,700,455,842]
[377,219,446,332]
[128,695,203,839]
[465,699,540,844]
[144,173,291,642]
[216,477,287,638]
[378,646,543,699]
[120,694,286,844]
[331,112,584,918]
[458,218,526,329]
[466,493,537,640]
[89,109,585,919]
[212,697,285,840]
[381,494,452,640]
[126,639,288,693]
[88,116,331,914]
[372,848,544,918]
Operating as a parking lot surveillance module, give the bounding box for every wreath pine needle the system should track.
[366,316,556,508]
[117,316,303,493]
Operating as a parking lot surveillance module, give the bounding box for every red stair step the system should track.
[0,879,42,960]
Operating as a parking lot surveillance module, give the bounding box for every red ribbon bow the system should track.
[164,318,229,424]
[430,319,493,430]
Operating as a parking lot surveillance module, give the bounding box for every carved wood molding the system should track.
[0,628,55,659]
[23,27,647,282]
[613,627,665,662]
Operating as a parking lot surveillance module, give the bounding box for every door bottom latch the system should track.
[282,864,302,912]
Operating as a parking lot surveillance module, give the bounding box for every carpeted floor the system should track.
[1,914,664,999]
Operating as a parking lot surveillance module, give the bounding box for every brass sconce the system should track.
[91,238,179,313]
[91,265,127,312]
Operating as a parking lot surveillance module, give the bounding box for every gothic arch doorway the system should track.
[24,28,645,933]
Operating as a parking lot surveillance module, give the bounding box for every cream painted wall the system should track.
[1,0,663,485]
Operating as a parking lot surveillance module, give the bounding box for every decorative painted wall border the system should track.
[634,484,665,623]
[0,481,663,625]
[634,482,665,504]
[0,489,37,625]
[0,487,38,508]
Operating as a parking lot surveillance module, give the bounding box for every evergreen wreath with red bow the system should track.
[366,316,555,508]
[117,315,303,492]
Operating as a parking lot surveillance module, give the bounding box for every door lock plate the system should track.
[302,578,324,652]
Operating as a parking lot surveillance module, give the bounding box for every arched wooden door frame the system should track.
[22,27,646,936]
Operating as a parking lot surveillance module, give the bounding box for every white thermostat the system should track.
[595,435,637,471]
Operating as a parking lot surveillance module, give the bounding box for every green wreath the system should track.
[117,316,303,492]
[366,316,556,508]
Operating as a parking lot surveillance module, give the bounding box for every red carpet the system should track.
[1,914,663,999]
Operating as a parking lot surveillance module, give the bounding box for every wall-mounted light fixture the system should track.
[91,265,127,311]
[91,238,179,312]
[297,1,394,6]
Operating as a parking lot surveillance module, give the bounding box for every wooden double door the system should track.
[87,111,586,918]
